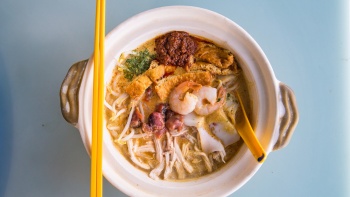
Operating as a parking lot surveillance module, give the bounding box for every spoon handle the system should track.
[234,90,266,163]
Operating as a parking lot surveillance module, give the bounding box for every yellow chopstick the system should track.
[91,0,105,197]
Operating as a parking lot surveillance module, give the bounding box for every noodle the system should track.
[104,100,115,114]
[120,128,135,141]
[117,106,135,140]
[104,31,251,181]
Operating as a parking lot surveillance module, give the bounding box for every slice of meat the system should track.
[154,103,170,115]
[142,111,167,138]
[148,112,165,131]
[195,42,235,69]
[165,114,184,132]
[143,86,153,102]
[130,107,143,128]
[154,71,213,101]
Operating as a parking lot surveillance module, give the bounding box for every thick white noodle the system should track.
[109,108,127,122]
[136,144,155,153]
[163,152,173,180]
[107,125,120,131]
[135,152,154,160]
[154,138,163,162]
[184,133,197,144]
[120,128,135,141]
[194,151,212,172]
[170,128,188,137]
[104,100,116,114]
[219,151,226,163]
[116,108,127,116]
[112,93,129,109]
[174,160,186,179]
[131,133,151,139]
[226,83,239,93]
[165,132,173,151]
[126,139,150,170]
[110,130,118,137]
[212,151,226,163]
[149,138,165,180]
[181,142,190,157]
[219,74,236,84]
[174,137,193,173]
[117,106,135,141]
[149,159,165,180]
[164,131,178,179]
[107,86,120,97]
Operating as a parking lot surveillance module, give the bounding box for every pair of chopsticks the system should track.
[91,0,105,197]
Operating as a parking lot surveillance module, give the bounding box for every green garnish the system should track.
[123,49,156,81]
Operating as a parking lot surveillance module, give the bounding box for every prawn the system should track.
[194,86,226,116]
[169,81,202,115]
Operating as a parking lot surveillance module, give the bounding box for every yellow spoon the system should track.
[234,90,266,163]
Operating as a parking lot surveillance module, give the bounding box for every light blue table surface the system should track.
[1,0,349,196]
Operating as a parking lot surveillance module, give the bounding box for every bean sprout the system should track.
[117,106,135,141]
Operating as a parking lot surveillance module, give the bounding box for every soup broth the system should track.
[105,31,251,181]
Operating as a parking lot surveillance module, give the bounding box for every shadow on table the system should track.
[0,53,13,196]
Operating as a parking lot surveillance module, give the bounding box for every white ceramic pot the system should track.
[60,6,298,197]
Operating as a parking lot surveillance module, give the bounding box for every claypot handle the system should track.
[273,82,299,151]
[60,60,88,126]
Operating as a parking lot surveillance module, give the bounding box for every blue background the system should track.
[0,0,349,196]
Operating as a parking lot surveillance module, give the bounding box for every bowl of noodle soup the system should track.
[60,6,299,197]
